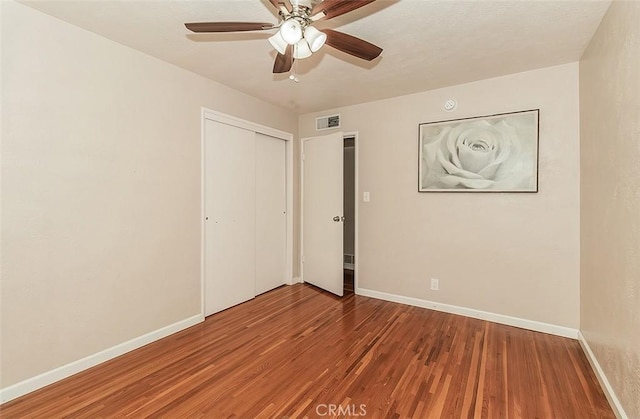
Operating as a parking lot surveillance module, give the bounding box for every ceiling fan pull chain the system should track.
[289,58,300,83]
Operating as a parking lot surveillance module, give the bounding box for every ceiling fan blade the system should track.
[185,22,274,33]
[273,44,294,73]
[324,29,382,61]
[268,0,292,13]
[311,0,376,21]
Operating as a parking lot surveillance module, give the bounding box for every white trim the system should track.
[200,108,207,316]
[203,109,293,141]
[298,139,304,284]
[201,108,295,315]
[355,287,578,339]
[285,127,294,286]
[578,331,628,419]
[350,132,359,291]
[0,314,203,404]
[291,276,302,284]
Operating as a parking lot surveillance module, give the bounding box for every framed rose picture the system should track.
[418,109,539,192]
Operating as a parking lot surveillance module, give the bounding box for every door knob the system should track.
[333,216,341,222]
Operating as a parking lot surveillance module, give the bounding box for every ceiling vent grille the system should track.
[316,114,341,131]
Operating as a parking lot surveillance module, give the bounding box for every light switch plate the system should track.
[363,192,370,202]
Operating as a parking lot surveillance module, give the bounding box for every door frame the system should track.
[300,131,359,293]
[201,108,294,316]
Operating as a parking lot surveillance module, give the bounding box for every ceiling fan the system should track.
[185,0,383,74]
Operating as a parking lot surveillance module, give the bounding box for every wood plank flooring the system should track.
[0,284,614,418]
[344,269,354,294]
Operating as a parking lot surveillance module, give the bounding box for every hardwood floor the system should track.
[344,269,354,294]
[1,284,613,418]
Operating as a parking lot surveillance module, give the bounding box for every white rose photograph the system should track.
[419,109,539,192]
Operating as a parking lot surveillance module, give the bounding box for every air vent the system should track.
[343,253,355,269]
[316,114,340,131]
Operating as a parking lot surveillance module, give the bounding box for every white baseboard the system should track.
[578,331,628,419]
[0,314,204,404]
[355,287,578,339]
[291,276,301,284]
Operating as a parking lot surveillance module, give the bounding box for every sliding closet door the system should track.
[255,133,287,295]
[204,120,256,316]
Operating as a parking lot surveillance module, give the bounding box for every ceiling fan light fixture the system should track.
[293,39,312,59]
[304,26,327,52]
[279,19,303,45]
[268,31,288,55]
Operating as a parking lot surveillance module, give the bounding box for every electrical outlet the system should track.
[430,278,439,291]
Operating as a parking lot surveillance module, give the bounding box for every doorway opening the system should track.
[343,136,355,294]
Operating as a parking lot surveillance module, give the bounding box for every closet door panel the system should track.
[204,120,256,316]
[255,133,287,295]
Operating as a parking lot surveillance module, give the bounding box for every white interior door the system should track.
[302,132,344,296]
[255,133,287,295]
[204,120,256,316]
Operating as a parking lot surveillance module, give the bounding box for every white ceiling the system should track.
[21,0,611,114]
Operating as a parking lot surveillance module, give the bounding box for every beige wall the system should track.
[0,1,297,388]
[580,1,640,417]
[299,63,581,328]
